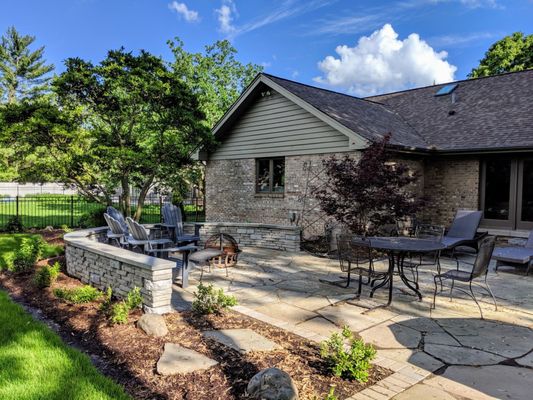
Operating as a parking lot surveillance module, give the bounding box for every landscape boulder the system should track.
[137,314,168,337]
[246,368,298,400]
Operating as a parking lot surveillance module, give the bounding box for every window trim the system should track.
[255,157,285,194]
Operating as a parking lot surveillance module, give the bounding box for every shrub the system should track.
[100,287,113,314]
[110,301,130,324]
[12,236,45,272]
[192,283,237,315]
[34,262,61,288]
[5,215,23,233]
[78,207,106,228]
[126,287,142,310]
[323,387,338,400]
[320,326,376,382]
[54,285,101,303]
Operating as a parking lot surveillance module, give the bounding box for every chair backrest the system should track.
[104,213,124,235]
[471,236,496,278]
[447,210,483,239]
[526,230,533,249]
[162,203,184,237]
[416,224,444,241]
[107,206,129,233]
[336,234,372,273]
[126,217,149,241]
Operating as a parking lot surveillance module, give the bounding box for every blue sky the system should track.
[1,0,532,96]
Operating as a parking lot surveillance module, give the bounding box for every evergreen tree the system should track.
[0,26,54,103]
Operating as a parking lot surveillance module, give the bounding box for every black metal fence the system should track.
[0,194,205,229]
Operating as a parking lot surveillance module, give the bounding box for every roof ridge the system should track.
[365,68,533,99]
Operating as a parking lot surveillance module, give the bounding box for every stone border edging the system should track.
[233,305,435,400]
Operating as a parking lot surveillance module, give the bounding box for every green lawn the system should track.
[0,234,64,270]
[0,196,204,229]
[0,290,131,400]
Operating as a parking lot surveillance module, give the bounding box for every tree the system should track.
[0,26,54,103]
[469,32,533,78]
[1,49,211,220]
[169,38,262,128]
[314,135,423,235]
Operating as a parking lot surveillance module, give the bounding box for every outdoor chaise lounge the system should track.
[493,230,533,276]
[160,203,200,245]
[442,210,486,253]
[432,235,498,319]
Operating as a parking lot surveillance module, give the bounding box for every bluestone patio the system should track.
[172,248,533,400]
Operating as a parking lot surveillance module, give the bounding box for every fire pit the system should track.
[204,233,241,269]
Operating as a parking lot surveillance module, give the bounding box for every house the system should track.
[201,70,533,238]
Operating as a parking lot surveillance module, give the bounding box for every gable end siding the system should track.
[209,90,350,160]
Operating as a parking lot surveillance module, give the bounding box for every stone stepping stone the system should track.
[156,343,218,375]
[516,351,533,368]
[378,349,444,372]
[424,344,505,366]
[360,321,422,349]
[203,329,281,354]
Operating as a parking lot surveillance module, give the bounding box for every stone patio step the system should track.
[156,343,218,375]
[203,328,281,354]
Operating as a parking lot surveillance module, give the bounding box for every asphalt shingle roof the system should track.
[264,70,533,153]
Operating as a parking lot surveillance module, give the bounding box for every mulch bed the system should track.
[0,231,392,400]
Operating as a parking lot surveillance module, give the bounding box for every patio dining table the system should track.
[369,236,446,306]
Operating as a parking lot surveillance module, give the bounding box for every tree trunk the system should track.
[133,175,155,222]
[121,176,131,217]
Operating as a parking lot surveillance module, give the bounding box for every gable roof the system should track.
[212,70,533,154]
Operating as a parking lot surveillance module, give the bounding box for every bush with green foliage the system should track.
[4,215,24,233]
[100,286,113,313]
[78,207,106,228]
[106,287,143,325]
[320,326,376,382]
[34,261,61,288]
[53,285,101,303]
[12,236,44,272]
[322,387,338,400]
[192,283,237,315]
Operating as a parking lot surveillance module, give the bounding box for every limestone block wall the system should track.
[64,228,174,314]
[184,222,301,252]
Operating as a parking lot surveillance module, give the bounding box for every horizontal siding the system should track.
[210,90,350,160]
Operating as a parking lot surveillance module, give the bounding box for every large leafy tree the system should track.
[314,135,423,235]
[1,49,210,220]
[0,26,54,103]
[469,32,533,78]
[169,38,262,129]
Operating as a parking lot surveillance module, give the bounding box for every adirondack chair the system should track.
[126,217,172,255]
[106,206,129,234]
[103,213,128,247]
[161,203,200,245]
[493,230,533,275]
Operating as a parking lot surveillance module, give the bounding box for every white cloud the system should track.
[314,24,457,97]
[168,1,199,22]
[216,0,237,35]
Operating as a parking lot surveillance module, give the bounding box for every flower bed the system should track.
[0,233,392,399]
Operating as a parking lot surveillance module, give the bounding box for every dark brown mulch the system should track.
[0,234,392,400]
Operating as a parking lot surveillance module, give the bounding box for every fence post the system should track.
[70,195,74,227]
[15,195,19,219]
[159,196,163,223]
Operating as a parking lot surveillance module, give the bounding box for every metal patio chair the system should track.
[336,235,389,298]
[442,210,486,254]
[125,217,172,255]
[161,203,200,245]
[432,236,497,319]
[402,224,445,287]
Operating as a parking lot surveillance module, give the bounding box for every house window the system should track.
[256,158,285,193]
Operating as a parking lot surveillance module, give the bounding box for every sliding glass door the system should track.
[481,157,533,230]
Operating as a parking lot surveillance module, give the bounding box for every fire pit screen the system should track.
[204,233,241,268]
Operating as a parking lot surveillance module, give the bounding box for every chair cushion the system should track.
[493,247,533,264]
[447,210,482,239]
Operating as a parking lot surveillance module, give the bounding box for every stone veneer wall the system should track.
[422,156,480,226]
[205,152,426,237]
[64,228,174,314]
[184,222,301,252]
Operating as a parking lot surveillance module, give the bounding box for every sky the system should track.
[1,0,532,97]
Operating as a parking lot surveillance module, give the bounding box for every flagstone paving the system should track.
[172,247,533,399]
[203,328,281,354]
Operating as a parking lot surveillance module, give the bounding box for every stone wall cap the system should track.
[184,222,301,231]
[64,227,175,271]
